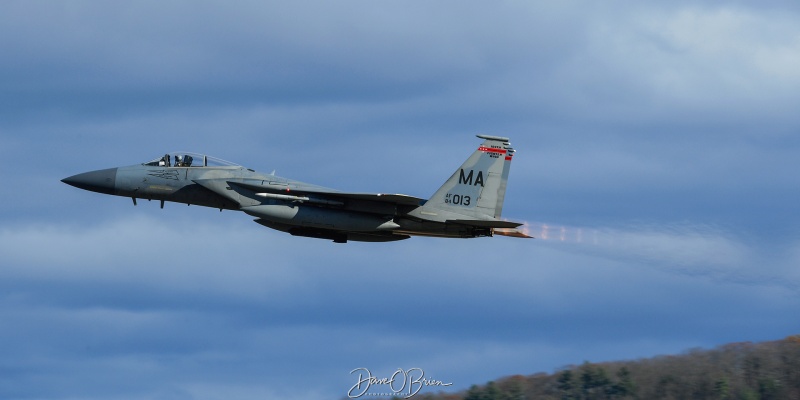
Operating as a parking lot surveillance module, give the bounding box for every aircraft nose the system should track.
[62,168,118,195]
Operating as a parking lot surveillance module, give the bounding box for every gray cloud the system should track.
[3,214,798,397]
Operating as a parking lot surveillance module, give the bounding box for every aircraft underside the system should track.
[253,216,493,243]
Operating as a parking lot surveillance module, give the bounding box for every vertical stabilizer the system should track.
[425,135,516,219]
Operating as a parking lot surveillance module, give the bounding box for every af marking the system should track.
[445,193,471,206]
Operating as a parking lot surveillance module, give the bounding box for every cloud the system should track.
[2,211,798,398]
[544,4,800,125]
[0,216,316,306]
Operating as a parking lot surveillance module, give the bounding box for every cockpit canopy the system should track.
[143,152,240,168]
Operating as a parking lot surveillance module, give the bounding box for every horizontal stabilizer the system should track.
[446,219,523,229]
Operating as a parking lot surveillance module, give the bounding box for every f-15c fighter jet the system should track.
[62,135,531,243]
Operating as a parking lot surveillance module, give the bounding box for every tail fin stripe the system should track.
[478,146,507,154]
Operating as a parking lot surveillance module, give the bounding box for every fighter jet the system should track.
[62,135,531,243]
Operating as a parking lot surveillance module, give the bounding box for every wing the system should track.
[193,178,426,212]
[229,180,425,206]
[194,177,532,239]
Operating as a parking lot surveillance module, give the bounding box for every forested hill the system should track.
[416,335,800,400]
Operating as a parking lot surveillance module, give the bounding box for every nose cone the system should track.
[62,168,118,195]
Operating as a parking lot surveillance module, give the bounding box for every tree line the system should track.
[403,334,800,400]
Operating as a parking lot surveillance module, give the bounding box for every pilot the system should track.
[175,155,183,166]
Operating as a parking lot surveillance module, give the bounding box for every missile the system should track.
[255,192,344,206]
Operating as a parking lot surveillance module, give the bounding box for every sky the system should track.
[1,1,799,399]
